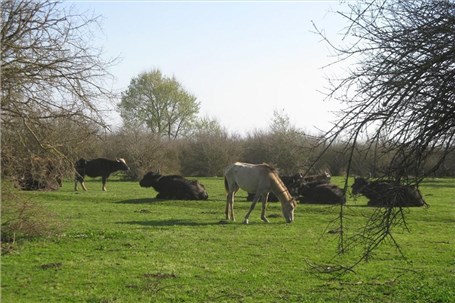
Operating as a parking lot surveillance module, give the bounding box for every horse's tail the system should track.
[224,176,229,194]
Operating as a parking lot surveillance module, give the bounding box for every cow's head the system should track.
[351,177,369,195]
[139,171,161,188]
[116,158,130,171]
[191,180,209,200]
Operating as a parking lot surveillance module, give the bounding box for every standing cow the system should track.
[74,158,129,191]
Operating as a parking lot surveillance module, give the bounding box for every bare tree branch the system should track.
[314,0,455,272]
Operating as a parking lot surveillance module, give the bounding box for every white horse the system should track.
[224,162,297,224]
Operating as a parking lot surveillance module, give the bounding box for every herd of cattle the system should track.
[17,157,426,207]
[70,157,426,207]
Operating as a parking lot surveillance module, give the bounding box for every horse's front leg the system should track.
[260,193,270,223]
[244,194,260,224]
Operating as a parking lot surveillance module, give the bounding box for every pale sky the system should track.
[69,1,351,135]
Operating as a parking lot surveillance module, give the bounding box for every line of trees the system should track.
[6,111,452,185]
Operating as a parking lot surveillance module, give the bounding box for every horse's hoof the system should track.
[261,217,270,223]
[243,219,249,224]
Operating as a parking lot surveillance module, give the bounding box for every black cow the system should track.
[74,158,129,191]
[298,183,346,204]
[299,171,332,186]
[351,177,426,207]
[139,171,208,200]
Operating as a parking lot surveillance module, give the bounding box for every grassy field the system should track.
[2,177,455,302]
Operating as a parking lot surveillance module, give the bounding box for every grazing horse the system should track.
[224,162,297,224]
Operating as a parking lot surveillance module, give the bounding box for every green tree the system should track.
[118,70,200,140]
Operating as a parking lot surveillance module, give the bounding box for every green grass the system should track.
[2,177,455,302]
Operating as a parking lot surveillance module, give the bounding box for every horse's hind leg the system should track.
[260,193,270,223]
[226,185,238,221]
[229,193,235,221]
[225,192,236,221]
[225,192,233,220]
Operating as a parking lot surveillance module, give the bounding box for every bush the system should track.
[102,129,181,180]
[1,182,64,244]
[180,131,242,177]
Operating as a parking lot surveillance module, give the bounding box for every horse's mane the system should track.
[257,163,287,191]
[267,168,294,200]
[260,162,277,173]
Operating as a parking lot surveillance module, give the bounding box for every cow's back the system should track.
[300,184,345,204]
[84,158,112,177]
[155,175,208,200]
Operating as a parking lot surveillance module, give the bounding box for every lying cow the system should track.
[139,171,208,200]
[74,158,129,191]
[351,177,426,207]
[299,171,331,186]
[298,183,346,205]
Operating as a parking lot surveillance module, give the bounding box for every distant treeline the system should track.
[4,124,453,186]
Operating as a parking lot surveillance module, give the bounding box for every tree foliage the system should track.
[118,69,200,140]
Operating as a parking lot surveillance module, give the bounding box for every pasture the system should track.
[2,177,455,302]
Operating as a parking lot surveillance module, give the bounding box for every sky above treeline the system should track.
[69,0,352,135]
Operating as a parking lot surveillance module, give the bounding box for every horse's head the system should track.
[282,198,297,223]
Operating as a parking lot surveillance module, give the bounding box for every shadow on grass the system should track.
[116,198,223,204]
[117,219,221,227]
[115,198,161,204]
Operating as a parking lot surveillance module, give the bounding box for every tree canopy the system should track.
[118,69,200,140]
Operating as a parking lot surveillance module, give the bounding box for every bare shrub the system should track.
[180,131,242,177]
[1,183,64,245]
[102,129,181,180]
